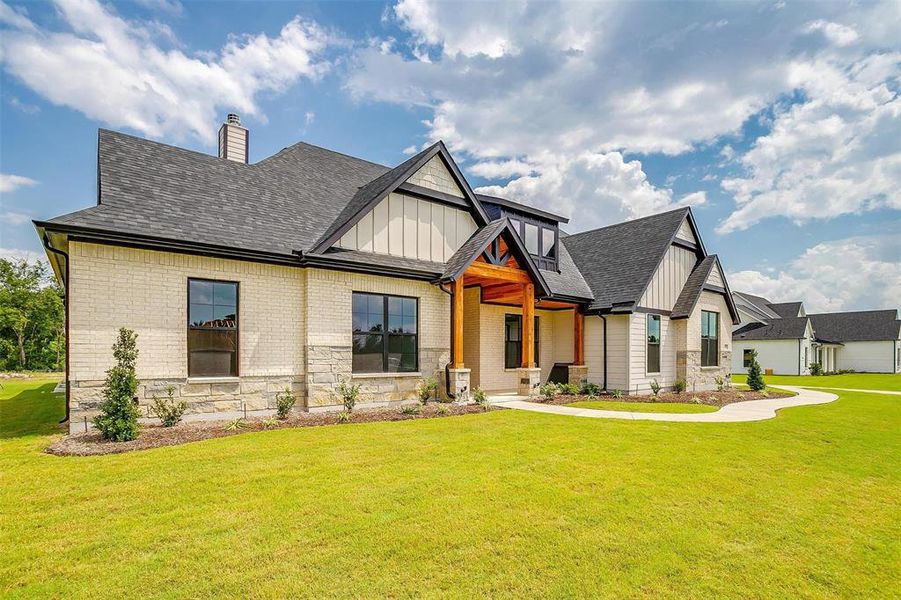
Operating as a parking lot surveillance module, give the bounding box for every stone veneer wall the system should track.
[68,242,305,422]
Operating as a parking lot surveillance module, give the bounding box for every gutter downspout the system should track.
[42,234,70,424]
[437,282,456,400]
[599,315,608,391]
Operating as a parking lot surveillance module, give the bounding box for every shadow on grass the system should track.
[0,382,66,439]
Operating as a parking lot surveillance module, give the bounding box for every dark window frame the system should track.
[500,210,559,271]
[743,348,754,368]
[701,310,719,367]
[647,314,661,374]
[504,314,540,369]
[351,291,420,374]
[187,277,240,378]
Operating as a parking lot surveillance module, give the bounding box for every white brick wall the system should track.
[69,242,305,382]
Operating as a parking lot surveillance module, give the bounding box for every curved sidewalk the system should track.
[493,386,838,423]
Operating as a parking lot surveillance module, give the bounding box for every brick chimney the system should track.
[218,113,248,163]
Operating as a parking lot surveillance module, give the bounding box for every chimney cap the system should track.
[226,113,242,126]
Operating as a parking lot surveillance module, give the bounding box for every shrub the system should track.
[94,328,141,441]
[275,387,296,420]
[691,396,702,404]
[436,404,450,416]
[809,362,823,376]
[337,378,361,412]
[539,382,558,402]
[581,381,601,396]
[418,377,439,403]
[472,386,488,407]
[736,392,745,400]
[745,349,766,391]
[673,378,687,394]
[707,396,719,406]
[715,375,726,392]
[401,403,422,416]
[224,418,245,431]
[261,417,279,429]
[337,410,351,424]
[649,379,661,397]
[760,390,769,398]
[560,382,580,396]
[149,385,186,427]
[610,388,624,399]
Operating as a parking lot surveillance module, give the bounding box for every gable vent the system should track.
[218,113,248,164]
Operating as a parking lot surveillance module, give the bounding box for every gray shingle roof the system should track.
[733,317,811,340]
[46,129,390,257]
[733,292,782,321]
[768,302,804,318]
[671,255,716,319]
[809,310,901,342]
[561,208,692,311]
[544,242,593,300]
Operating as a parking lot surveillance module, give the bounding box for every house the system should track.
[732,292,900,375]
[35,115,739,432]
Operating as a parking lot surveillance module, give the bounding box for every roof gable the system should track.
[563,207,708,312]
[809,310,901,342]
[311,142,489,253]
[768,302,805,318]
[671,255,739,323]
[733,316,811,341]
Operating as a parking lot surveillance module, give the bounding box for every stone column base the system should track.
[446,368,471,403]
[518,367,542,396]
[568,364,589,388]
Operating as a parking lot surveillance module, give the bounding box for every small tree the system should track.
[746,349,765,391]
[94,328,141,441]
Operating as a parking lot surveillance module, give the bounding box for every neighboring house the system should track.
[732,292,900,375]
[36,115,739,432]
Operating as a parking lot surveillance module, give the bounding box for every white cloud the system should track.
[728,233,901,312]
[717,52,901,233]
[1,211,31,226]
[804,20,860,47]
[348,1,898,231]
[0,173,38,193]
[0,0,334,144]
[0,247,46,264]
[7,95,40,114]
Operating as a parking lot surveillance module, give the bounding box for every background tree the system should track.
[0,258,65,372]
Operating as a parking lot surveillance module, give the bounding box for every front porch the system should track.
[442,220,587,399]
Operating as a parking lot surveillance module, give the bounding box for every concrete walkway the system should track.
[786,386,901,396]
[489,385,838,423]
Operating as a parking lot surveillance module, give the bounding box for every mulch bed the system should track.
[539,388,794,408]
[47,403,492,456]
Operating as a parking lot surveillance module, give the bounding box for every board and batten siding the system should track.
[585,314,629,391]
[628,313,677,394]
[336,193,477,263]
[675,218,696,244]
[639,244,697,311]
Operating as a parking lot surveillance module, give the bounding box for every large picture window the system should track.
[352,292,418,373]
[647,314,661,373]
[188,279,238,377]
[504,314,539,369]
[701,310,719,367]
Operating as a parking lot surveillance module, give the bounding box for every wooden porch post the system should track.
[452,277,464,368]
[521,282,535,368]
[573,307,584,366]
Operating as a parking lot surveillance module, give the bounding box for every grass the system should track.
[566,400,718,413]
[2,378,899,598]
[733,372,901,391]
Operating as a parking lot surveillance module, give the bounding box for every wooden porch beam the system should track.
[522,282,535,368]
[452,277,464,368]
[481,283,523,302]
[573,307,585,366]
[465,261,532,284]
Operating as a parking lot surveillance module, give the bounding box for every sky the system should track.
[0,0,898,313]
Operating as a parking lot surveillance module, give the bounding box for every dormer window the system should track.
[504,214,558,271]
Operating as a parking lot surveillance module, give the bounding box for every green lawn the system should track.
[732,372,901,391]
[2,378,899,598]
[567,400,718,413]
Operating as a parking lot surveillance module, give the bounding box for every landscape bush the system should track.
[149,385,186,427]
[337,378,361,412]
[472,386,488,407]
[581,381,602,396]
[275,387,296,420]
[746,349,766,391]
[809,362,823,376]
[610,389,624,399]
[559,382,580,395]
[94,328,141,441]
[418,376,439,403]
[650,379,661,397]
[539,382,559,402]
[673,378,687,393]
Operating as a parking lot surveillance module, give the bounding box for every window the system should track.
[504,314,539,369]
[352,292,418,373]
[188,279,238,377]
[541,227,556,258]
[647,314,661,373]
[804,347,808,367]
[743,349,754,368]
[524,222,539,255]
[701,310,719,367]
